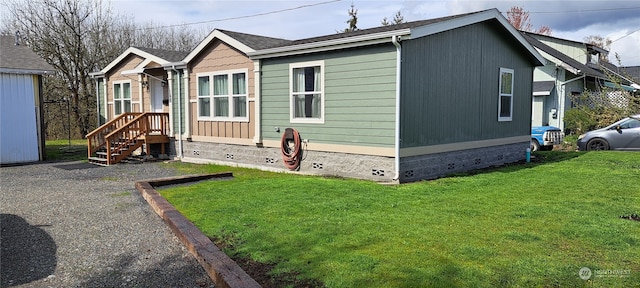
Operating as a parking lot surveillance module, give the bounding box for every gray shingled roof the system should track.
[217,29,291,50]
[621,66,640,84]
[0,35,54,73]
[533,81,555,93]
[281,10,482,47]
[521,32,605,78]
[132,46,189,63]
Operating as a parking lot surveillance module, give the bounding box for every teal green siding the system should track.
[400,20,535,148]
[261,44,397,147]
[97,78,106,125]
[171,70,186,134]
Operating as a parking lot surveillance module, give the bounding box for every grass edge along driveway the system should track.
[159,151,639,288]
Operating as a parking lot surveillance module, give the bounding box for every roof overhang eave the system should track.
[121,68,144,76]
[411,9,545,66]
[162,62,187,70]
[183,30,255,63]
[0,67,54,75]
[248,29,412,59]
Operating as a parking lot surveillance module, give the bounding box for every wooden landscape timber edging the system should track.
[135,172,261,288]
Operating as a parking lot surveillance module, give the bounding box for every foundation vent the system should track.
[404,170,415,178]
[192,150,200,156]
[226,153,234,160]
[475,158,482,165]
[372,169,385,177]
[447,163,456,170]
[312,162,323,169]
[265,157,275,164]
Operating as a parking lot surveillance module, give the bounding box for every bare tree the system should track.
[2,0,121,137]
[584,35,612,62]
[506,6,552,35]
[2,0,204,139]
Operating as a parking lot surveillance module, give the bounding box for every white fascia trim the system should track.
[183,30,255,63]
[121,68,144,76]
[0,68,53,75]
[101,47,170,74]
[411,9,546,66]
[248,29,412,59]
[162,62,187,70]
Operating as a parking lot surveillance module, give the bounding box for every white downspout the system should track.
[392,35,401,181]
[558,74,586,131]
[184,68,190,139]
[253,60,262,143]
[171,66,183,159]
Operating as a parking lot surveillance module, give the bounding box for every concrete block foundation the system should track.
[170,140,529,183]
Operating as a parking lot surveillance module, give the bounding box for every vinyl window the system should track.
[196,69,248,121]
[113,81,131,115]
[498,68,514,122]
[290,61,324,123]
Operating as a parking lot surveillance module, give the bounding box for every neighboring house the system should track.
[521,32,639,131]
[620,66,640,85]
[0,34,54,164]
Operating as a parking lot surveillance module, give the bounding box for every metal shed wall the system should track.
[0,73,40,164]
[399,20,534,148]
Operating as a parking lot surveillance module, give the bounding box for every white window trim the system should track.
[196,69,249,122]
[289,60,325,124]
[498,67,514,122]
[113,80,132,116]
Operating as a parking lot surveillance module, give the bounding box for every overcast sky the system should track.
[109,0,639,66]
[95,0,640,66]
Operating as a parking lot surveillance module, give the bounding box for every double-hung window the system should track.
[197,69,248,120]
[290,61,324,123]
[113,81,131,115]
[498,68,514,122]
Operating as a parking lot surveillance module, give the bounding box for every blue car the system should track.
[577,114,640,151]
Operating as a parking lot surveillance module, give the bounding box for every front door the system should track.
[150,78,164,113]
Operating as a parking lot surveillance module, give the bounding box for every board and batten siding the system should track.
[188,40,255,140]
[105,54,144,117]
[400,20,534,148]
[171,69,186,136]
[96,77,106,125]
[260,44,397,148]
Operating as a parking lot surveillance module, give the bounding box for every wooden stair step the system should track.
[88,157,109,166]
[96,151,120,156]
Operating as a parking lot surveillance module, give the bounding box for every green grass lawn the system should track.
[159,152,639,287]
[45,139,87,161]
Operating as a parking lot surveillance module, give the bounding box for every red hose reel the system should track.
[281,128,302,170]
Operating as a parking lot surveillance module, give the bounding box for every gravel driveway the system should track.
[0,161,214,287]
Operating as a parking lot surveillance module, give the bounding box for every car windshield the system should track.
[619,118,640,129]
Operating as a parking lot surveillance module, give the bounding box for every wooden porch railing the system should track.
[87,112,169,165]
[87,112,141,159]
